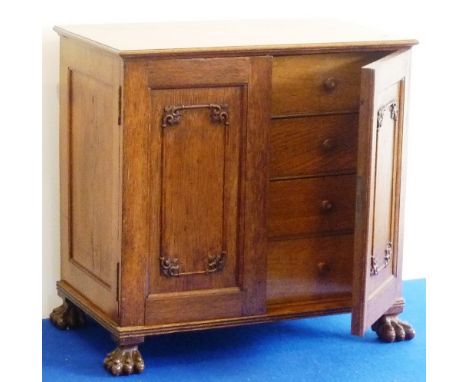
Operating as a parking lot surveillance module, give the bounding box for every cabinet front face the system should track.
[120,57,271,325]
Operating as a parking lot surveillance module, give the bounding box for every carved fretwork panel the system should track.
[369,98,399,277]
[149,86,243,295]
[162,104,229,128]
[368,88,401,285]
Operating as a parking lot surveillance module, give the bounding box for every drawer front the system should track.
[270,114,358,178]
[268,175,356,238]
[267,235,353,304]
[271,52,386,115]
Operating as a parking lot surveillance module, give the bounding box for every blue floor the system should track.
[43,279,425,381]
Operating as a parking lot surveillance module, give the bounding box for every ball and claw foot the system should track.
[50,300,86,330]
[372,314,415,342]
[104,346,145,376]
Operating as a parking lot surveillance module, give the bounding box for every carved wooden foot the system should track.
[49,300,86,330]
[372,314,415,342]
[103,345,145,376]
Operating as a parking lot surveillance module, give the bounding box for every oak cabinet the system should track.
[50,20,417,376]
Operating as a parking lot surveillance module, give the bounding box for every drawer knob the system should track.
[322,138,337,151]
[323,77,338,92]
[317,261,331,274]
[320,200,334,212]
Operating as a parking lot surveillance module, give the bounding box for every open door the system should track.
[352,50,411,336]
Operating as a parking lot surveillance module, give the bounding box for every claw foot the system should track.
[371,314,415,342]
[50,300,86,330]
[104,346,145,376]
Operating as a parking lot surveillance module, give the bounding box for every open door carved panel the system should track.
[368,84,401,286]
[352,50,411,336]
[69,70,117,288]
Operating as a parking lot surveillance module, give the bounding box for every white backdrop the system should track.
[37,2,468,379]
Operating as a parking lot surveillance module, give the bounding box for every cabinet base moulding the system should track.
[56,280,354,339]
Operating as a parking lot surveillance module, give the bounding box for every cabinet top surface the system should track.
[54,19,417,56]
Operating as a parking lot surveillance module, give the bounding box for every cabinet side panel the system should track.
[69,70,116,286]
[59,37,122,320]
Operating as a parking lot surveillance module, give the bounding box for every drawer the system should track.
[268,175,356,238]
[270,114,358,178]
[271,52,386,115]
[267,235,353,304]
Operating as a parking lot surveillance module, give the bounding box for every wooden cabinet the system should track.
[50,20,417,376]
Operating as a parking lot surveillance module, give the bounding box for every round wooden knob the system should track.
[320,200,334,212]
[317,262,331,274]
[322,138,337,151]
[323,77,338,92]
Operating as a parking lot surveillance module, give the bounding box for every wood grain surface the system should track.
[272,52,387,115]
[270,114,358,178]
[268,175,356,239]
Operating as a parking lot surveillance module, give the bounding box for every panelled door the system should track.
[144,57,271,325]
[352,50,411,335]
